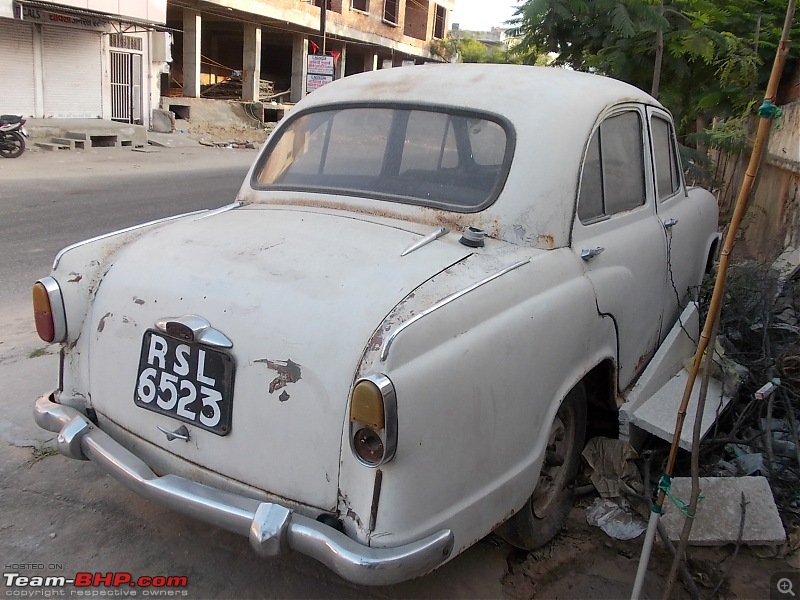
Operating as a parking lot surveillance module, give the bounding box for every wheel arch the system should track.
[581,358,621,439]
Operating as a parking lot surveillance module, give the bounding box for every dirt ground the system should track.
[502,496,799,599]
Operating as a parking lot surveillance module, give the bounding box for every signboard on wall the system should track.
[307,55,334,92]
[13,2,109,31]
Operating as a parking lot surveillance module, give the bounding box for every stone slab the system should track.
[630,369,731,451]
[619,302,699,448]
[147,132,202,148]
[34,142,69,151]
[25,119,147,147]
[661,476,786,545]
[151,108,176,133]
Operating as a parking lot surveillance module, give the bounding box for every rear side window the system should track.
[253,106,512,212]
[578,111,645,223]
[651,116,682,200]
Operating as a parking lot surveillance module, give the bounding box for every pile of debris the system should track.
[198,140,260,150]
[699,249,800,521]
[201,76,275,100]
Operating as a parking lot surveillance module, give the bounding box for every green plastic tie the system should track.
[658,475,703,518]
[758,100,783,128]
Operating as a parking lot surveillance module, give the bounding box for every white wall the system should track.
[0,0,13,18]
[46,0,166,23]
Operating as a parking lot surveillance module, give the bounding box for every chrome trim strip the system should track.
[349,374,397,467]
[400,227,449,257]
[193,201,241,221]
[380,259,530,362]
[33,394,454,586]
[36,276,67,343]
[53,210,209,270]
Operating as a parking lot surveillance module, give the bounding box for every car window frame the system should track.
[249,101,517,214]
[647,109,686,203]
[576,105,652,226]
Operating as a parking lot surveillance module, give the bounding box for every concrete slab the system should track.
[630,370,731,451]
[25,118,147,147]
[619,302,699,448]
[661,476,786,545]
[34,141,69,151]
[147,131,202,148]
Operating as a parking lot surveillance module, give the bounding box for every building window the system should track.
[110,34,142,51]
[434,4,446,39]
[352,0,368,12]
[313,0,342,13]
[383,0,398,25]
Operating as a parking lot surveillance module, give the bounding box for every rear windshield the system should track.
[251,106,512,212]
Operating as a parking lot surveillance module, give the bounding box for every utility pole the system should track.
[319,0,327,54]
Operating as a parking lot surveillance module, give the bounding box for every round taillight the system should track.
[33,282,56,342]
[32,277,66,343]
[353,427,385,465]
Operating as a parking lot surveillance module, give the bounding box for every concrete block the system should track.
[661,476,786,545]
[620,302,699,447]
[629,370,731,451]
[151,109,176,133]
[51,137,85,149]
[64,131,89,140]
[34,142,69,151]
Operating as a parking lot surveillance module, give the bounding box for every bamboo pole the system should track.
[631,1,796,597]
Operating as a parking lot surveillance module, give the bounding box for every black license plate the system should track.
[134,329,235,435]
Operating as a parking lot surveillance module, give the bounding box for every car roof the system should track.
[276,65,664,249]
[302,63,658,117]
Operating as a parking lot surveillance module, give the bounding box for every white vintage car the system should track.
[33,64,719,585]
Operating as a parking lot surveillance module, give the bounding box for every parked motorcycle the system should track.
[0,115,28,158]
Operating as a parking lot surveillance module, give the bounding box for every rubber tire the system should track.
[497,384,587,550]
[0,131,25,158]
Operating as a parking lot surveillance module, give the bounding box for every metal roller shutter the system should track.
[0,20,36,116]
[42,26,102,118]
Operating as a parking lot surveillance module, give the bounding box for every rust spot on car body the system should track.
[278,390,290,402]
[538,233,556,249]
[67,273,82,283]
[255,358,302,393]
[97,312,112,333]
[635,352,650,373]
[338,491,365,532]
[133,297,145,305]
[254,197,504,240]
[367,328,384,352]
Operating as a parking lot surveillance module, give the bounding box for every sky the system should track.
[449,0,520,31]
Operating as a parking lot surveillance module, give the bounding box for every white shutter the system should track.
[42,26,102,118]
[0,20,36,116]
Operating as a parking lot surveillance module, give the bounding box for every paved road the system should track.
[0,146,510,599]
[1,147,252,318]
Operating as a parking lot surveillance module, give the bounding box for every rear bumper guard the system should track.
[34,392,454,586]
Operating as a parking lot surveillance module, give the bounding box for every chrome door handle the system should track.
[580,247,605,261]
[158,424,190,442]
[663,218,679,228]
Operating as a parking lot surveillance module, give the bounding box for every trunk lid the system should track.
[86,205,470,509]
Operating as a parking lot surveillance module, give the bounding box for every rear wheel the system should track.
[0,131,25,158]
[497,384,587,550]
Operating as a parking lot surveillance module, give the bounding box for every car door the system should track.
[571,106,668,390]
[647,107,707,332]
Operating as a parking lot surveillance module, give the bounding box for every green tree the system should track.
[430,33,530,64]
[509,0,798,139]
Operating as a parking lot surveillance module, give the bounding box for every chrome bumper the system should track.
[34,393,454,586]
